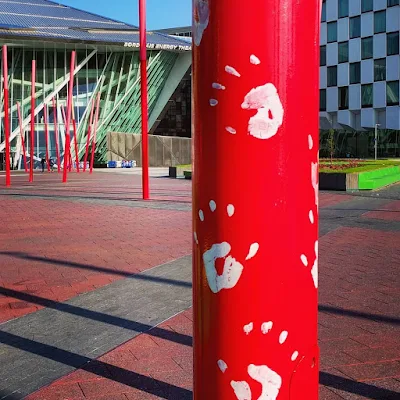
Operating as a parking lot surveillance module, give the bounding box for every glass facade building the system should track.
[0,0,191,169]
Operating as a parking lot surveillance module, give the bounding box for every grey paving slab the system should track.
[0,256,192,399]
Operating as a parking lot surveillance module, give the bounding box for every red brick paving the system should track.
[362,200,400,222]
[3,172,400,399]
[0,172,192,323]
[27,225,400,399]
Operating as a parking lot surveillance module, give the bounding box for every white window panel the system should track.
[387,6,400,33]
[386,106,400,130]
[349,38,361,62]
[320,22,327,46]
[361,59,374,83]
[373,81,386,108]
[320,66,327,89]
[387,55,400,81]
[327,87,339,112]
[327,42,339,65]
[338,63,349,86]
[338,18,349,42]
[349,84,361,110]
[374,0,387,11]
[327,0,339,22]
[361,12,374,38]
[349,0,361,17]
[373,34,386,58]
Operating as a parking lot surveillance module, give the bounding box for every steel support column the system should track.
[192,1,320,399]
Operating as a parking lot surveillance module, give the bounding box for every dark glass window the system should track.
[362,0,373,12]
[320,89,326,111]
[327,22,337,43]
[320,46,326,66]
[338,42,349,63]
[374,11,386,34]
[321,1,326,22]
[350,16,361,39]
[327,66,337,87]
[361,84,373,108]
[338,0,349,18]
[387,81,399,106]
[361,37,373,59]
[388,0,399,7]
[338,87,349,110]
[350,62,361,84]
[387,32,400,55]
[374,59,386,82]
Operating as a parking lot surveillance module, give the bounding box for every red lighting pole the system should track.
[83,98,95,172]
[2,45,11,186]
[29,60,36,182]
[89,92,101,174]
[192,1,320,399]
[16,102,28,172]
[139,0,149,200]
[43,104,50,171]
[72,118,79,172]
[62,50,75,183]
[52,97,61,172]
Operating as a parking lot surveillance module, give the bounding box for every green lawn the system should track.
[320,159,400,174]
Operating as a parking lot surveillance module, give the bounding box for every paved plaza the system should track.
[0,170,399,399]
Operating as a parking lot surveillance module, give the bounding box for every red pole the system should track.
[192,1,320,399]
[43,104,50,172]
[16,102,28,172]
[2,45,11,186]
[52,97,61,172]
[61,105,72,172]
[89,92,101,174]
[29,60,36,182]
[139,0,149,200]
[72,118,80,172]
[62,51,75,183]
[83,98,95,172]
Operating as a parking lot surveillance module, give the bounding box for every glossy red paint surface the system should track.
[2,45,11,186]
[29,60,35,183]
[44,104,50,171]
[139,0,149,200]
[192,1,320,399]
[62,51,75,183]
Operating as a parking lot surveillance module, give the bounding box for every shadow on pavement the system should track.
[0,286,192,347]
[0,251,191,288]
[0,331,192,400]
[319,304,400,325]
[320,372,399,400]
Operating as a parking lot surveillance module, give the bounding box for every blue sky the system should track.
[59,0,192,30]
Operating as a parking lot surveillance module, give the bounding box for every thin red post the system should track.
[139,0,149,199]
[61,105,72,172]
[192,1,320,399]
[89,92,101,174]
[29,60,36,182]
[72,118,79,172]
[52,97,61,172]
[43,104,50,171]
[2,45,11,186]
[16,102,28,172]
[62,51,75,183]
[83,97,95,172]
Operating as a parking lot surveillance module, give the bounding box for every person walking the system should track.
[40,157,46,172]
[49,158,55,172]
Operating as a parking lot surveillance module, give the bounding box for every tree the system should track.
[327,129,335,164]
